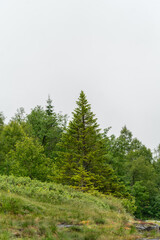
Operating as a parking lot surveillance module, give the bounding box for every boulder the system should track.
[135,222,160,232]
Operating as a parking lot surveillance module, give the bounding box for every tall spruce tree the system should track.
[56,91,125,195]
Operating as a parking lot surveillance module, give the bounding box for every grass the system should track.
[0,175,158,239]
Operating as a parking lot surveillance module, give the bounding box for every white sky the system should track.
[0,0,160,150]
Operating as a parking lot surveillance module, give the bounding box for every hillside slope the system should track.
[0,175,156,240]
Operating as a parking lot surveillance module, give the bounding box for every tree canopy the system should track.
[0,92,159,219]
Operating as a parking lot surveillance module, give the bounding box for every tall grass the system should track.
[0,175,151,239]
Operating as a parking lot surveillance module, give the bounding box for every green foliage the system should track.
[0,176,140,240]
[6,136,52,181]
[131,181,150,218]
[70,166,96,192]
[0,175,119,211]
[103,125,159,218]
[46,95,54,116]
[0,121,27,174]
[56,91,124,196]
[0,192,43,214]
[150,194,160,219]
[12,107,26,123]
[0,121,26,153]
[0,92,159,220]
[0,112,5,131]
[121,197,137,215]
[27,105,53,144]
[128,156,156,185]
[27,101,63,159]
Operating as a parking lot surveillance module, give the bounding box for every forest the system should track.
[0,90,160,220]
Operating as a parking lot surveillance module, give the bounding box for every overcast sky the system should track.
[0,0,160,150]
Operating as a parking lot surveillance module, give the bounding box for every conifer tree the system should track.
[46,95,54,116]
[56,91,124,195]
[27,98,60,159]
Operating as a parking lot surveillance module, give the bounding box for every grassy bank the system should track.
[0,175,157,239]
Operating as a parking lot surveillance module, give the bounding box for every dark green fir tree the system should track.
[56,91,125,195]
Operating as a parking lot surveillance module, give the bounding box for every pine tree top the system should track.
[46,95,54,116]
[71,90,100,132]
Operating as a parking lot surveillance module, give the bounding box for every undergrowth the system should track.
[0,175,154,239]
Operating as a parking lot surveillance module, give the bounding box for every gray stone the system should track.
[135,223,160,232]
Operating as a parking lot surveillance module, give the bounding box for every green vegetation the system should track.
[0,175,149,239]
[55,91,126,196]
[0,90,160,234]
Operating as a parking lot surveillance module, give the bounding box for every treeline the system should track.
[0,91,160,219]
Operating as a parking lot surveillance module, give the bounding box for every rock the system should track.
[57,223,82,228]
[135,222,160,232]
[57,224,74,228]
